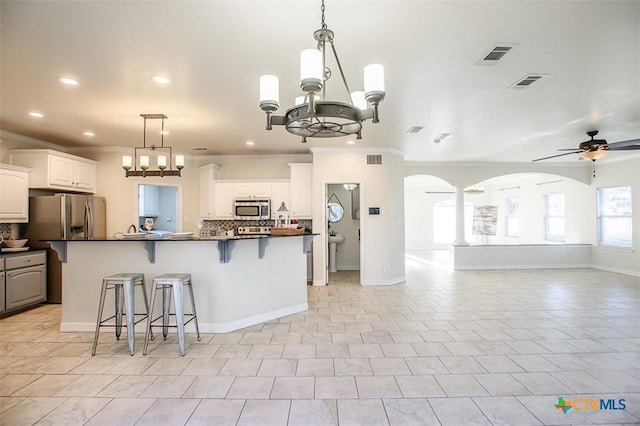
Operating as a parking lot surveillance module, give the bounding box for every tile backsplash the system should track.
[200,219,312,237]
[0,223,13,239]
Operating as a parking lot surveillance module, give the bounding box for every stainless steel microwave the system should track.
[234,199,271,220]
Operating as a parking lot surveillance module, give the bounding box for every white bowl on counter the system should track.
[2,238,28,248]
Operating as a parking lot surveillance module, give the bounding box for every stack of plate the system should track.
[121,233,147,240]
[170,232,194,240]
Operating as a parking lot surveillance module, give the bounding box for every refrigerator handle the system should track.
[86,201,94,239]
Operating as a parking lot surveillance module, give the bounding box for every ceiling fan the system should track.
[532,130,640,162]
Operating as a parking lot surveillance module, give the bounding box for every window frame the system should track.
[543,192,565,242]
[504,197,519,238]
[597,186,632,248]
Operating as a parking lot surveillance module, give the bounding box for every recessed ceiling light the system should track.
[151,75,171,84]
[59,77,79,86]
[347,140,355,145]
[160,130,170,135]
[246,141,255,146]
[83,131,95,137]
[29,111,44,118]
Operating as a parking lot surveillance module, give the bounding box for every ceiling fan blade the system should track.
[532,150,584,162]
[607,138,640,151]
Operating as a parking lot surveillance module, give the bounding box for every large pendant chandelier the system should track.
[259,0,385,143]
[122,114,184,177]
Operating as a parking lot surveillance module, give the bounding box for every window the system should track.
[433,199,473,244]
[505,197,519,237]
[544,193,565,242]
[597,186,632,247]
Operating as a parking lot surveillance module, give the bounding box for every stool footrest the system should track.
[98,313,150,327]
[147,313,197,328]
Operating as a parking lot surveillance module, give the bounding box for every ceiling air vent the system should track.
[433,133,452,144]
[510,74,545,89]
[406,126,425,134]
[366,154,383,165]
[476,43,517,65]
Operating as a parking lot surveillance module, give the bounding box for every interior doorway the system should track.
[137,184,181,233]
[326,183,361,284]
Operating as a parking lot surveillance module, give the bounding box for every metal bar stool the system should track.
[143,273,200,356]
[92,273,151,356]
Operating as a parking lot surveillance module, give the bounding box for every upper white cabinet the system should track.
[199,164,221,218]
[271,182,290,218]
[208,179,291,219]
[0,164,30,223]
[213,182,235,218]
[10,149,97,193]
[138,185,159,217]
[289,163,312,219]
[233,182,272,198]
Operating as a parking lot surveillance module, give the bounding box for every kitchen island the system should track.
[50,234,314,333]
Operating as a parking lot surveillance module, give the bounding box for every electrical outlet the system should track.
[166,217,173,222]
[183,216,189,223]
[383,266,387,273]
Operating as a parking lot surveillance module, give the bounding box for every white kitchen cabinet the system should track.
[213,182,235,218]
[289,163,312,218]
[9,149,97,193]
[233,182,272,198]
[138,185,159,217]
[271,182,290,219]
[199,164,221,219]
[0,164,30,223]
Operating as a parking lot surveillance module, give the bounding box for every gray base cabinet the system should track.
[1,251,46,315]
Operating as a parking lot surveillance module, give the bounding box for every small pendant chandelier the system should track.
[122,114,184,177]
[259,0,385,143]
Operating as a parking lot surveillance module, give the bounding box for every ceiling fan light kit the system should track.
[259,0,385,143]
[532,130,640,163]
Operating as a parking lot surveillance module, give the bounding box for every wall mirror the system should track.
[328,202,344,222]
[327,193,344,222]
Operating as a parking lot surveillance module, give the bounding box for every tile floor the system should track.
[1,251,639,425]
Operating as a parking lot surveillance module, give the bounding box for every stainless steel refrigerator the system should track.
[25,194,106,303]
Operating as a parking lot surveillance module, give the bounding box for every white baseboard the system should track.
[336,265,360,271]
[361,276,406,286]
[60,303,309,334]
[454,263,592,271]
[203,303,309,333]
[591,264,640,277]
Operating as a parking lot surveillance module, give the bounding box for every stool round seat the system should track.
[92,273,151,356]
[143,273,200,356]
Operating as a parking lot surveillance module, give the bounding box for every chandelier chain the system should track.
[321,0,326,29]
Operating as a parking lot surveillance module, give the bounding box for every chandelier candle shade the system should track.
[259,0,385,142]
[122,114,184,177]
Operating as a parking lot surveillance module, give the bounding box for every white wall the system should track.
[404,155,640,276]
[311,148,405,286]
[487,174,593,245]
[405,173,593,248]
[589,156,640,276]
[193,155,310,179]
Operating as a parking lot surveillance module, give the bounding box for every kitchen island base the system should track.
[57,236,310,333]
